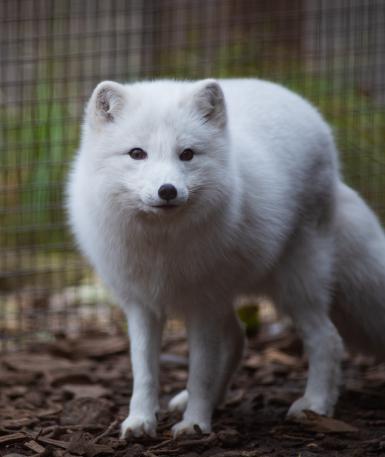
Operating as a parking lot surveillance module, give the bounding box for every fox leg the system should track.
[286,310,343,417]
[121,304,164,438]
[275,233,344,418]
[171,307,244,436]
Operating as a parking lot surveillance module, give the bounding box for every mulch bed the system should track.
[1,325,385,457]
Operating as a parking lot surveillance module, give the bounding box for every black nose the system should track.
[158,183,177,201]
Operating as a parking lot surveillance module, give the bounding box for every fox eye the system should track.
[180,148,194,161]
[128,148,147,160]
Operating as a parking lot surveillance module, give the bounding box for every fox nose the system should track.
[158,183,177,201]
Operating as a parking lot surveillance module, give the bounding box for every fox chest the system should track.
[118,240,261,307]
[93,219,267,306]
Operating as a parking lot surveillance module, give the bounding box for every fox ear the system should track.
[192,79,227,128]
[87,81,126,125]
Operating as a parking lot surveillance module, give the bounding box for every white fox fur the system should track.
[66,78,385,438]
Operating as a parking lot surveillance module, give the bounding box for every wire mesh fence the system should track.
[1,0,384,350]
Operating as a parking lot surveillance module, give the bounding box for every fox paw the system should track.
[287,395,333,419]
[172,418,211,438]
[120,415,157,438]
[168,390,189,413]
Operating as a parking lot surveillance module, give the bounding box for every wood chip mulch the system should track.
[1,326,385,457]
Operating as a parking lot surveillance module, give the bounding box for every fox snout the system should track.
[158,183,178,201]
[151,181,188,209]
[138,178,189,212]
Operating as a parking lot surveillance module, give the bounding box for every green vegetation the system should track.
[1,80,80,250]
[237,303,260,337]
[0,74,83,292]
[0,78,79,247]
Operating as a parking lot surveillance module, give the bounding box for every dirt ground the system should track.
[1,325,385,457]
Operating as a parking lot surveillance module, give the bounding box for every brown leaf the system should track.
[54,337,128,359]
[299,410,359,433]
[170,369,188,382]
[244,354,263,370]
[62,384,110,399]
[3,353,74,373]
[263,348,301,367]
[49,370,95,387]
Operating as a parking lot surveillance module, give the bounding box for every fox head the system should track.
[78,79,233,223]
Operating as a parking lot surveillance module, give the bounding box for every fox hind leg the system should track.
[274,231,344,418]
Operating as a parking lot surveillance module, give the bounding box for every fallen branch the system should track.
[93,419,119,443]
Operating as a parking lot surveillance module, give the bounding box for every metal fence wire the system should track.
[1,0,384,350]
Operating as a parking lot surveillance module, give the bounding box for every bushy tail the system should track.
[331,182,385,358]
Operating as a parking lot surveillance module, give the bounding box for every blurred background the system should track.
[1,0,384,350]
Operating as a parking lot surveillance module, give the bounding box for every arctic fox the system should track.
[67,78,385,438]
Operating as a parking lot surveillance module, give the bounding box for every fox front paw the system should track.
[287,395,333,419]
[168,389,189,413]
[120,414,157,438]
[172,418,211,438]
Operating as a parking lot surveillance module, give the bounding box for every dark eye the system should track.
[180,148,194,161]
[128,148,147,160]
